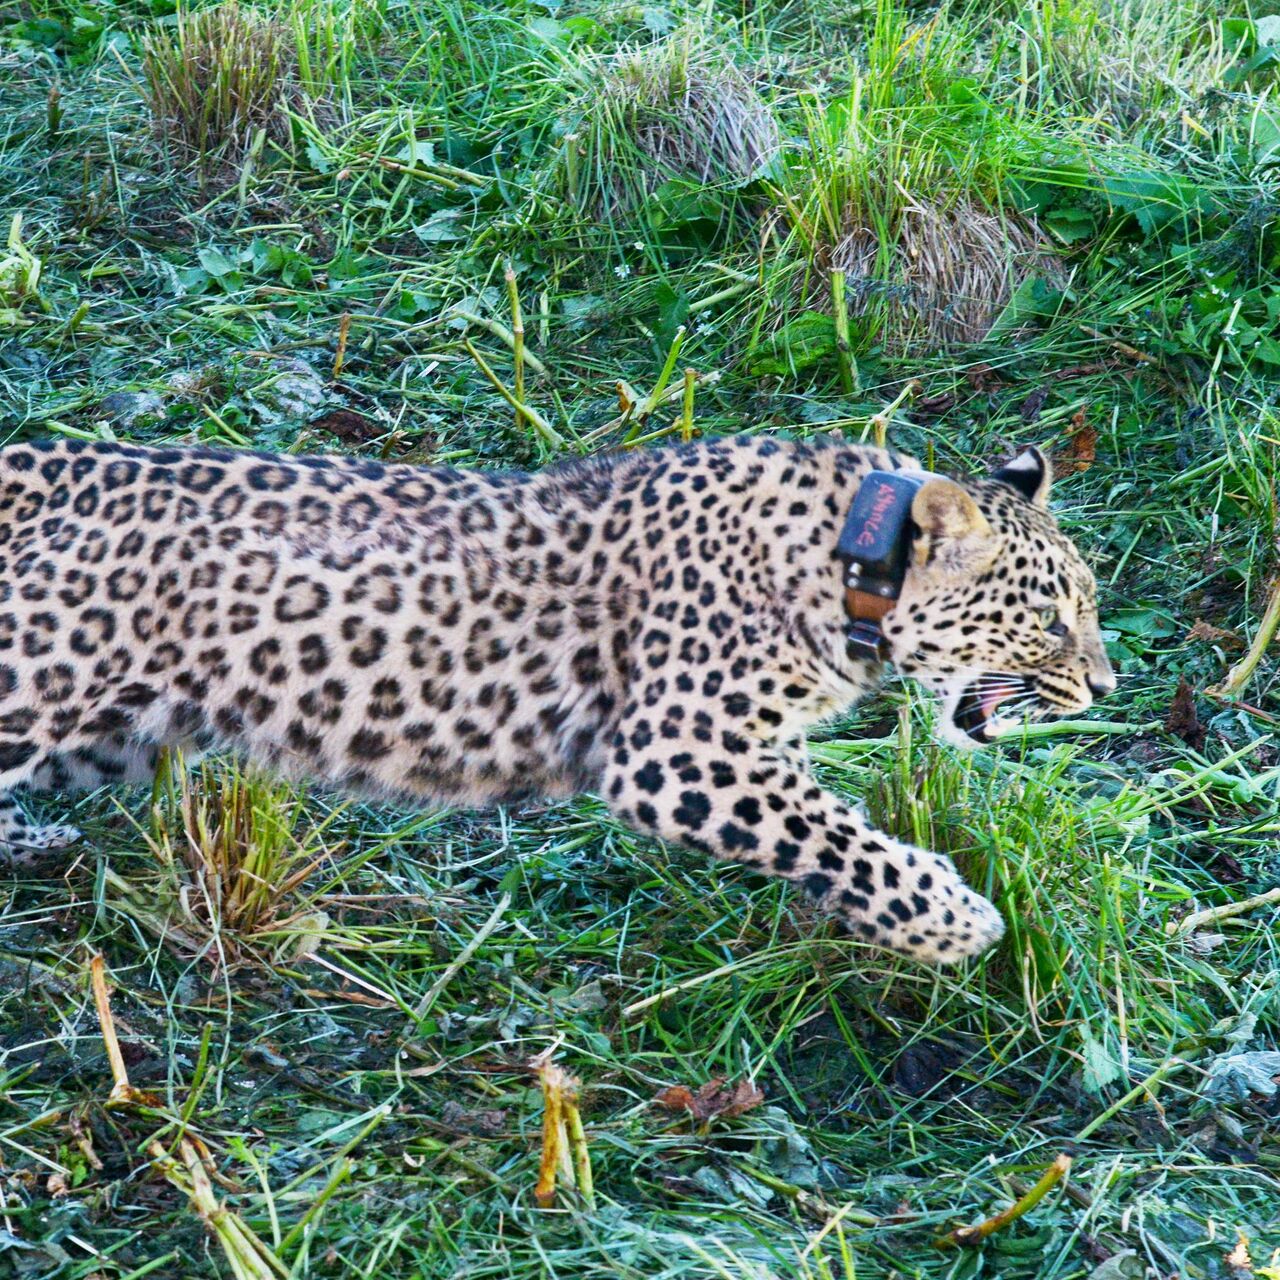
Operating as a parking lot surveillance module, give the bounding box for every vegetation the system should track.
[1,0,1279,1274]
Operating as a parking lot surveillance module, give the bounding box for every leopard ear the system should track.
[992,446,1052,507]
[910,478,994,573]
[911,478,991,541]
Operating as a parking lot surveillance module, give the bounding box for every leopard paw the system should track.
[1,824,82,866]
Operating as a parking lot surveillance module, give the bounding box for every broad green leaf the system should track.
[197,247,236,278]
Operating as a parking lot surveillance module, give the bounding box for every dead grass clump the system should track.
[569,34,780,216]
[825,198,1063,352]
[104,755,336,967]
[141,2,304,171]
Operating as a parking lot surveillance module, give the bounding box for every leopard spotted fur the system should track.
[0,435,1113,962]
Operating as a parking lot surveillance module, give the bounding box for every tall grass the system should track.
[558,29,781,227]
[760,1,1072,354]
[141,2,306,173]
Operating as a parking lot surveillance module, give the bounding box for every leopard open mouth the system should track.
[951,676,1035,743]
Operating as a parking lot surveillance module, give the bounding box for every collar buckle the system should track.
[846,619,888,662]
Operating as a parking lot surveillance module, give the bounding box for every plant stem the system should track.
[463,339,564,449]
[735,1162,879,1225]
[868,379,920,448]
[505,264,526,434]
[451,309,548,375]
[679,367,696,442]
[408,891,511,1021]
[1074,1056,1192,1142]
[1008,718,1162,739]
[564,1093,595,1211]
[332,311,351,381]
[934,1154,1071,1248]
[1209,575,1280,698]
[91,954,138,1106]
[1166,885,1280,936]
[831,269,859,395]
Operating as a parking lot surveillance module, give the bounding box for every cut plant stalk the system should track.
[623,325,690,442]
[91,954,152,1109]
[531,1052,593,1210]
[934,1155,1071,1248]
[236,127,266,208]
[830,269,860,395]
[463,339,564,449]
[505,264,526,435]
[94,957,333,1277]
[372,154,488,188]
[679,367,696,442]
[147,1138,288,1280]
[868,380,920,448]
[46,82,61,141]
[686,280,755,314]
[643,325,686,416]
[1209,575,1280,699]
[580,371,723,445]
[451,310,549,376]
[332,311,351,381]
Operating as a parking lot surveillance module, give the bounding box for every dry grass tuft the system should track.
[567,32,780,216]
[827,197,1063,351]
[105,755,337,966]
[141,2,305,171]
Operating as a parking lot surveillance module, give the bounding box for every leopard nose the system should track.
[1087,673,1116,698]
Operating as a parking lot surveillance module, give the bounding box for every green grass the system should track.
[2,0,1280,1274]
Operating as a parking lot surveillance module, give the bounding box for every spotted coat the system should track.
[0,435,1113,962]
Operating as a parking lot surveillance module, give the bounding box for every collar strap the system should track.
[836,469,936,662]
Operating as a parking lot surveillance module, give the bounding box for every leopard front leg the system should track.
[604,729,1004,964]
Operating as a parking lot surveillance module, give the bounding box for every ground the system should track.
[0,0,1279,1276]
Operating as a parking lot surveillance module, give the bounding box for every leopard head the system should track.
[883,448,1115,748]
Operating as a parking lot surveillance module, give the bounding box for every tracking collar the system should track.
[836,469,936,662]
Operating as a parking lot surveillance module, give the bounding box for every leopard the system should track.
[0,433,1114,963]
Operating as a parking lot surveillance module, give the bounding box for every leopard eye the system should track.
[1038,606,1069,637]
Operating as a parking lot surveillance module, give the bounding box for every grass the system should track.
[1,0,1280,1275]
[140,1,309,176]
